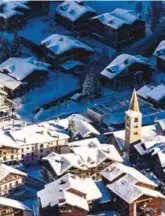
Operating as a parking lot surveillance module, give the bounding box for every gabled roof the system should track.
[154,40,165,56]
[42,144,123,176]
[38,173,101,208]
[38,174,91,211]
[0,163,27,182]
[101,54,150,80]
[41,34,93,55]
[0,197,32,212]
[107,174,164,204]
[56,1,96,22]
[92,8,143,30]
[111,8,142,25]
[0,57,50,81]
[92,13,126,30]
[101,162,157,187]
[0,72,22,90]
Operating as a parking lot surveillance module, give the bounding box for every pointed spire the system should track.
[129,89,140,112]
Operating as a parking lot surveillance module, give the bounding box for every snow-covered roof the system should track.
[70,117,100,138]
[38,173,101,209]
[8,121,69,146]
[60,60,85,71]
[101,162,157,187]
[41,34,93,55]
[0,10,23,19]
[0,163,27,182]
[56,1,96,22]
[0,0,30,19]
[101,54,150,80]
[147,84,165,102]
[42,144,123,176]
[93,8,142,30]
[137,84,155,100]
[69,137,101,147]
[92,13,126,30]
[107,174,164,204]
[0,119,69,149]
[113,124,163,151]
[0,72,22,90]
[158,119,165,132]
[38,176,90,211]
[0,57,50,81]
[154,40,165,56]
[0,197,32,212]
[111,8,142,25]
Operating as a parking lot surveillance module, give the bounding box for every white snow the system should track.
[0,197,32,212]
[0,73,22,90]
[42,143,123,176]
[154,40,165,56]
[147,84,165,102]
[0,57,50,81]
[101,162,157,187]
[0,163,26,182]
[101,54,151,80]
[56,1,96,22]
[41,34,93,55]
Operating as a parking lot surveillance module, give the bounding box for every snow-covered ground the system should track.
[17,71,80,122]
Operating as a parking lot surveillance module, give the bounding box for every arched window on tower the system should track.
[134,118,138,123]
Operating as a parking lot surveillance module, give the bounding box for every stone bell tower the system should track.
[125,89,142,154]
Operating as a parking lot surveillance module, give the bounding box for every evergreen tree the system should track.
[68,119,77,141]
[82,67,102,99]
[0,38,11,63]
[11,30,22,57]
[148,1,164,32]
[135,2,143,13]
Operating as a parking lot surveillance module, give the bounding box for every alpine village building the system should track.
[91,8,145,48]
[0,120,69,165]
[101,162,165,216]
[101,54,153,88]
[41,139,123,181]
[55,1,97,37]
[0,197,33,216]
[37,173,102,216]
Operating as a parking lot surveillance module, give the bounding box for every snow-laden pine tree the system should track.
[148,1,165,32]
[0,38,11,63]
[68,119,77,141]
[82,67,102,99]
[11,30,22,57]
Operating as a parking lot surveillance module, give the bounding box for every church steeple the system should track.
[129,89,140,113]
[125,89,142,154]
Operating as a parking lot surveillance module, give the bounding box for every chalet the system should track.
[0,57,51,98]
[101,163,165,216]
[67,115,100,140]
[154,40,165,71]
[0,1,49,30]
[37,173,102,216]
[137,84,165,109]
[0,197,33,216]
[0,163,27,199]
[0,119,69,165]
[40,34,93,68]
[91,8,145,47]
[55,1,97,36]
[42,142,123,181]
[101,54,153,88]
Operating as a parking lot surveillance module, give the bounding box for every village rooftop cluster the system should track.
[1,1,165,216]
